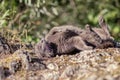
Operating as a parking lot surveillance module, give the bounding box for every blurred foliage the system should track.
[0,0,120,43]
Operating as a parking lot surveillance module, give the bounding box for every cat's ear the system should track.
[85,24,93,32]
[99,15,106,27]
[98,15,110,37]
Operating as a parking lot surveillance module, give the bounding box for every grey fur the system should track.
[35,16,116,58]
[34,38,55,58]
[45,25,95,53]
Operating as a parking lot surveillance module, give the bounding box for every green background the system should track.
[0,0,120,43]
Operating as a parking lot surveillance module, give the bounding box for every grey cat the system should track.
[35,16,117,59]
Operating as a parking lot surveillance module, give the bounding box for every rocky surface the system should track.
[0,48,120,80]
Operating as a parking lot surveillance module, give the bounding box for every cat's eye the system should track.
[52,31,57,35]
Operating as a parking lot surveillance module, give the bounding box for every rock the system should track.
[60,65,80,79]
[47,63,58,70]
[0,66,5,80]
[0,48,120,80]
[0,36,11,55]
[9,60,21,74]
[28,61,46,71]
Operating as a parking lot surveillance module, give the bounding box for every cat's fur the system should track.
[35,16,116,58]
